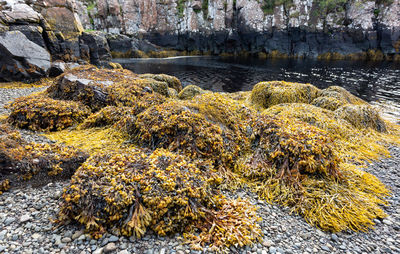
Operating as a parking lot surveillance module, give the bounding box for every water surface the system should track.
[116,56,400,122]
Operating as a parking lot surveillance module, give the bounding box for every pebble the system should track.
[108,235,119,242]
[19,214,31,223]
[104,242,117,253]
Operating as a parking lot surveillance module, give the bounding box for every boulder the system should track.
[79,31,111,65]
[40,6,83,38]
[0,31,51,81]
[9,25,46,48]
[1,3,41,24]
[47,61,66,77]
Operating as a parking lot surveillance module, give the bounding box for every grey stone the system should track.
[108,235,119,242]
[72,230,84,240]
[61,237,72,243]
[93,247,104,254]
[19,214,31,223]
[0,31,51,81]
[4,217,16,225]
[104,242,117,253]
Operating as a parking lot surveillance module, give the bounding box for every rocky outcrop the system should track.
[0,0,112,81]
[0,31,51,81]
[77,0,400,59]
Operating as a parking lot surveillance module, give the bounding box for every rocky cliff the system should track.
[0,0,113,81]
[1,0,400,81]
[77,0,400,59]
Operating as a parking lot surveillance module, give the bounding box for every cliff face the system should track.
[77,0,400,57]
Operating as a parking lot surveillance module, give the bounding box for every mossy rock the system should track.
[139,74,183,92]
[178,85,208,100]
[335,104,387,132]
[250,81,321,109]
[58,148,261,249]
[6,94,91,132]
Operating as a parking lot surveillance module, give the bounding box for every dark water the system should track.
[115,56,400,121]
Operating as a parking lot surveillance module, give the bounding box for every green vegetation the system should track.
[177,0,187,18]
[261,0,293,15]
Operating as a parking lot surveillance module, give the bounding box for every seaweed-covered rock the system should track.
[0,124,88,184]
[58,148,261,249]
[320,86,366,105]
[235,114,389,232]
[6,94,91,132]
[311,96,346,111]
[238,115,340,180]
[79,106,136,129]
[132,101,240,168]
[47,65,168,110]
[178,85,207,100]
[0,179,10,195]
[335,104,387,132]
[190,93,257,151]
[139,74,182,92]
[250,81,321,109]
[47,73,110,111]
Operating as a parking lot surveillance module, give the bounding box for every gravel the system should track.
[0,87,399,254]
[0,87,47,115]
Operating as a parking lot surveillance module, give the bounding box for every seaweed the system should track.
[178,85,208,100]
[334,104,387,132]
[57,148,262,250]
[139,74,183,92]
[132,101,240,169]
[250,81,321,109]
[6,94,91,132]
[0,123,88,182]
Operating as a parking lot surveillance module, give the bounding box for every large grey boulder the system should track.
[0,31,51,81]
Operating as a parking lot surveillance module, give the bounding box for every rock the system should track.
[383,219,393,225]
[9,25,46,48]
[263,239,274,248]
[47,73,108,110]
[108,235,119,242]
[47,62,66,77]
[331,233,339,242]
[40,5,83,37]
[0,31,51,81]
[79,31,112,66]
[0,230,7,241]
[269,246,276,254]
[104,242,117,253]
[118,250,129,254]
[4,217,15,225]
[61,237,72,243]
[19,214,31,223]
[72,230,84,240]
[93,247,104,254]
[1,3,41,24]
